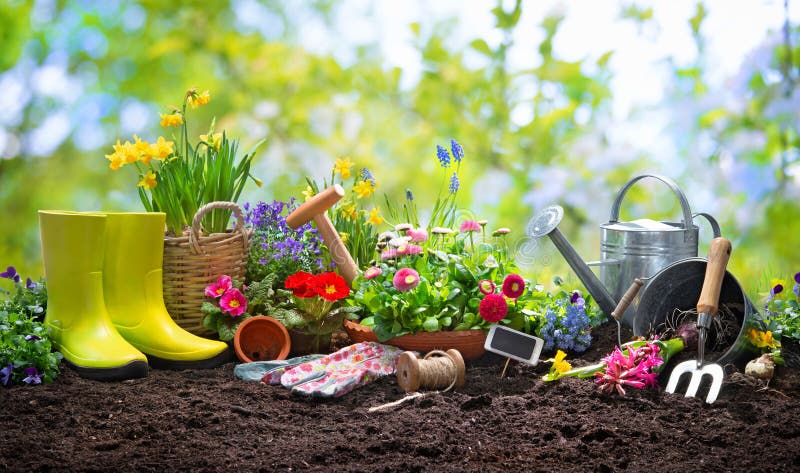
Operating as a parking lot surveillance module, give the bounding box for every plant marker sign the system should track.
[484,325,544,366]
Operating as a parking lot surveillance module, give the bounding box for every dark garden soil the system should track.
[2,322,800,473]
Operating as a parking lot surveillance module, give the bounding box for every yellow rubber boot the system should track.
[102,212,230,369]
[39,211,148,381]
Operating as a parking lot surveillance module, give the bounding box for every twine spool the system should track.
[396,349,466,393]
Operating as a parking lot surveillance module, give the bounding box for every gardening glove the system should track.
[279,342,403,398]
[233,355,325,383]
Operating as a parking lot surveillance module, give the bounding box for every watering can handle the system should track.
[692,212,722,238]
[609,174,693,229]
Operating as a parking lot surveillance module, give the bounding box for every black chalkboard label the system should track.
[484,325,544,365]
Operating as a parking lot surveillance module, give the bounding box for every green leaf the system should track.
[470,39,492,56]
[422,317,439,332]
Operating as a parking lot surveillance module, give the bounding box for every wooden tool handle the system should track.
[697,237,732,316]
[611,278,644,321]
[313,213,358,287]
[286,185,344,229]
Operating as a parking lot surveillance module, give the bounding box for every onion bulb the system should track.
[745,354,775,381]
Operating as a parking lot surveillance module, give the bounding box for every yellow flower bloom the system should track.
[199,132,223,151]
[121,140,139,164]
[159,113,183,127]
[339,232,349,243]
[553,350,571,374]
[747,328,778,349]
[333,156,353,179]
[149,136,174,161]
[339,202,357,220]
[133,135,153,164]
[367,207,383,226]
[187,90,211,109]
[302,186,315,201]
[137,171,158,190]
[105,151,124,170]
[353,180,375,199]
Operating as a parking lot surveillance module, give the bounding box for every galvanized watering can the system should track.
[528,174,720,327]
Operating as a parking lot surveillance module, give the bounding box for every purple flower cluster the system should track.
[1,363,43,387]
[245,199,324,284]
[539,292,592,353]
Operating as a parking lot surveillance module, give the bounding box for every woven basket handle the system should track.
[189,201,248,254]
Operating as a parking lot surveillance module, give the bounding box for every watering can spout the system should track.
[527,205,618,317]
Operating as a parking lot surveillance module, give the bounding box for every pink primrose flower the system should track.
[205,275,232,299]
[219,288,247,317]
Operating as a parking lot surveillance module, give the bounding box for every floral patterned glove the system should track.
[233,355,325,383]
[278,342,403,398]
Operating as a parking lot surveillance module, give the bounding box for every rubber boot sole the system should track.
[147,347,233,370]
[66,359,149,382]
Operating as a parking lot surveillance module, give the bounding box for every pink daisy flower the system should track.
[459,220,481,233]
[478,279,496,295]
[381,249,398,260]
[479,293,508,322]
[501,274,525,299]
[364,267,383,280]
[406,227,428,242]
[393,268,420,292]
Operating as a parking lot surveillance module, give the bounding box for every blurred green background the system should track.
[1,0,798,299]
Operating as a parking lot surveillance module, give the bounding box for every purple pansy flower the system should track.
[25,334,41,342]
[0,266,21,283]
[22,367,42,385]
[1,363,13,387]
[25,277,38,290]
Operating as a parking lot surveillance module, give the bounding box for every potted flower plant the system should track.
[341,141,603,359]
[763,272,800,368]
[103,88,265,335]
[271,271,353,355]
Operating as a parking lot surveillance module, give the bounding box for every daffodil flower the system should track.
[302,186,315,201]
[199,132,223,151]
[367,207,383,226]
[149,136,174,161]
[334,156,353,179]
[354,180,375,199]
[137,171,158,190]
[187,90,211,109]
[159,112,183,127]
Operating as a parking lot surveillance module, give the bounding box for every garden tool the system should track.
[39,211,148,381]
[266,342,403,398]
[610,278,644,347]
[527,174,720,327]
[101,212,231,369]
[665,237,731,404]
[286,185,358,287]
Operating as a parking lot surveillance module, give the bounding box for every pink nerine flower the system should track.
[501,274,525,299]
[219,288,247,317]
[459,220,481,233]
[205,275,232,299]
[364,267,383,280]
[594,342,664,396]
[393,268,420,292]
[406,227,428,242]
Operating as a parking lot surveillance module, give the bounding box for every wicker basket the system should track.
[162,202,252,337]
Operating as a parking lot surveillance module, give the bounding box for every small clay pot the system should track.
[233,316,291,363]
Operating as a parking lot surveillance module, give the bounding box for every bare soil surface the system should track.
[2,323,799,472]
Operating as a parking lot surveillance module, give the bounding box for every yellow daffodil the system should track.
[121,140,139,164]
[339,202,357,220]
[552,350,571,374]
[133,135,154,164]
[137,171,158,190]
[105,151,124,170]
[187,90,211,109]
[149,136,174,161]
[302,186,315,201]
[353,180,375,199]
[199,132,223,151]
[333,156,353,179]
[159,112,183,127]
[339,232,349,243]
[367,207,383,226]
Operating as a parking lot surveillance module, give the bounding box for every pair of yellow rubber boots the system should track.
[39,211,230,381]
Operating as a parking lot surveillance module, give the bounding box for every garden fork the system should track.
[665,237,731,404]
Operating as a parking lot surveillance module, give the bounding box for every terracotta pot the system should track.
[289,329,332,356]
[233,316,291,363]
[343,320,487,360]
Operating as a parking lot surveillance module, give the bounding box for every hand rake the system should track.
[665,237,731,404]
